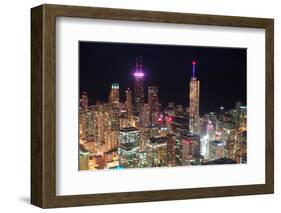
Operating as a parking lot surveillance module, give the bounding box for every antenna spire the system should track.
[139,56,143,70]
[136,57,139,71]
[192,60,197,78]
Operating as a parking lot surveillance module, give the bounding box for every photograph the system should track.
[78,41,247,170]
[30,3,274,208]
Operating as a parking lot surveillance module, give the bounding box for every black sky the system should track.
[79,41,246,114]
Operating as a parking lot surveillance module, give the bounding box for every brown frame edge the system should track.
[31,4,274,208]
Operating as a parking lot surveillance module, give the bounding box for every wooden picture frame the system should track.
[31,4,274,208]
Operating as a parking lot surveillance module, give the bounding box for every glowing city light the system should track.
[203,135,209,141]
[115,165,124,170]
[215,131,222,136]
[111,83,119,89]
[166,116,172,122]
[134,56,145,78]
[183,139,192,145]
[133,72,144,78]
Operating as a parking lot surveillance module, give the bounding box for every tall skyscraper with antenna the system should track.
[189,61,200,134]
[133,56,145,114]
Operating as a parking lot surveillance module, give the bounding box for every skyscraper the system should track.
[108,83,120,106]
[148,86,159,112]
[148,86,159,126]
[181,134,201,165]
[118,127,140,168]
[140,103,151,127]
[189,61,200,134]
[134,56,144,114]
[125,88,133,117]
[200,135,210,160]
[209,140,225,160]
[166,133,177,167]
[146,136,167,167]
[81,91,88,111]
[80,92,89,140]
[108,84,120,143]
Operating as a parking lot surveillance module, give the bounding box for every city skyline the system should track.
[79,41,247,171]
[79,41,246,113]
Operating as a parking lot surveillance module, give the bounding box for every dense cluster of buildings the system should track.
[79,57,247,170]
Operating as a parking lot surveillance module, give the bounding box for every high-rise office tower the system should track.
[92,104,111,146]
[148,86,159,112]
[146,136,167,167]
[181,134,201,165]
[134,56,145,114]
[148,86,159,126]
[189,61,200,134]
[125,88,133,117]
[108,83,120,136]
[166,134,177,167]
[209,140,225,160]
[200,135,210,160]
[109,106,120,131]
[140,103,151,127]
[81,91,88,111]
[108,83,120,106]
[118,127,140,168]
[80,92,89,140]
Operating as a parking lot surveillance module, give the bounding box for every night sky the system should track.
[79,41,246,114]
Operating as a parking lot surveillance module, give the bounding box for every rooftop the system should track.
[149,136,167,144]
[210,140,224,145]
[120,127,139,132]
[119,142,138,151]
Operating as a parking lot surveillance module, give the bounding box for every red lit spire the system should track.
[192,60,197,78]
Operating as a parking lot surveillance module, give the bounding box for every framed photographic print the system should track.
[31,4,274,208]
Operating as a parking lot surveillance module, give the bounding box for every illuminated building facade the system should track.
[166,134,177,166]
[139,129,150,152]
[148,86,159,112]
[104,150,119,169]
[146,136,167,167]
[189,61,200,134]
[181,134,202,165]
[118,127,140,168]
[200,135,210,160]
[134,56,145,114]
[109,106,120,131]
[148,86,159,126]
[140,103,151,127]
[171,116,189,134]
[108,83,120,106]
[125,88,133,117]
[79,145,90,170]
[80,91,89,140]
[81,91,88,110]
[209,140,225,160]
[85,106,95,139]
